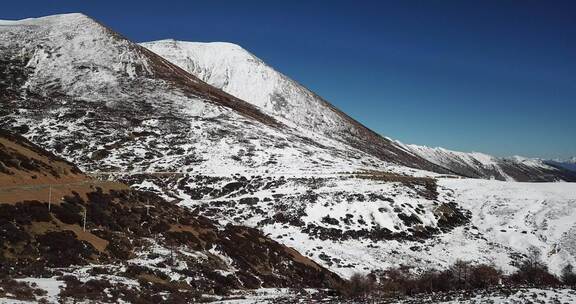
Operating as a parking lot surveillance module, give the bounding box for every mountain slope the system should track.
[140,40,449,173]
[0,14,463,271]
[0,14,276,127]
[0,129,342,302]
[0,13,474,281]
[0,129,84,186]
[546,157,576,173]
[439,179,576,275]
[141,40,575,182]
[0,14,369,176]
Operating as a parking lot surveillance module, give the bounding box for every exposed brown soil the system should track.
[0,187,341,288]
[0,130,84,186]
[0,130,128,204]
[0,181,128,205]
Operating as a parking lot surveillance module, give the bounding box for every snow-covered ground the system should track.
[3,284,575,304]
[0,277,63,304]
[441,179,576,275]
[433,288,576,304]
[200,176,576,278]
[129,173,576,279]
[174,287,576,303]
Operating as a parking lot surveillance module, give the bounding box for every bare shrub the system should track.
[338,273,376,299]
[469,264,502,288]
[375,262,503,297]
[508,247,559,286]
[0,279,39,301]
[561,263,576,287]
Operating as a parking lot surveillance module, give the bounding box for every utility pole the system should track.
[83,207,87,232]
[48,185,52,212]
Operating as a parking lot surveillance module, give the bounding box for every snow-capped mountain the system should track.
[398,143,576,182]
[0,13,465,262]
[141,39,576,182]
[0,13,468,283]
[140,39,448,174]
[546,157,576,173]
[1,13,416,176]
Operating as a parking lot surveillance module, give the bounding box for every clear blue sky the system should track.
[3,1,575,159]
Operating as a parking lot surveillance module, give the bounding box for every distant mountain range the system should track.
[546,157,576,173]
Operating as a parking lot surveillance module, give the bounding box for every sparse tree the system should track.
[561,263,576,287]
[510,246,559,286]
[450,260,471,288]
[469,264,502,288]
[344,273,376,299]
[524,246,544,270]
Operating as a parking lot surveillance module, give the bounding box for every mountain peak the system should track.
[0,12,95,26]
[141,40,258,66]
[0,12,156,101]
[145,40,249,52]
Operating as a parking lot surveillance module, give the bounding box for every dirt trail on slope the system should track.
[0,180,128,205]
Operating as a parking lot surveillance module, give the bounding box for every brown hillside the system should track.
[0,129,341,302]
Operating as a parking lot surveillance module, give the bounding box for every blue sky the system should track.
[3,1,575,159]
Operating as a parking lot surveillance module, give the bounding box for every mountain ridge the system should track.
[398,142,576,182]
[140,39,452,174]
[141,39,575,182]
